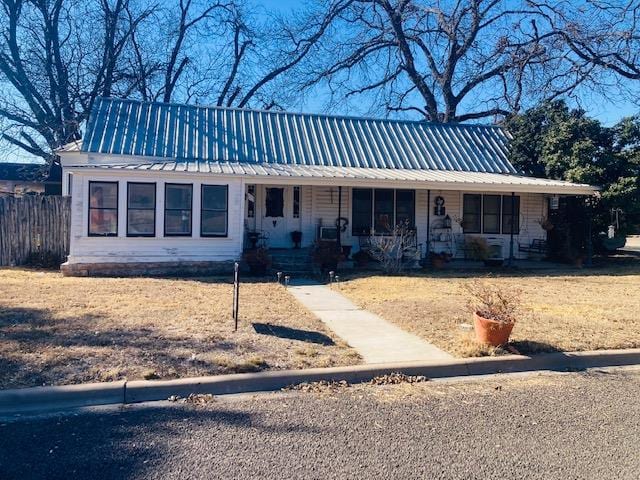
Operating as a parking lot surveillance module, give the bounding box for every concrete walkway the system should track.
[288,279,453,364]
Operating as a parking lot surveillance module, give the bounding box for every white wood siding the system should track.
[66,169,548,265]
[304,187,547,259]
[66,170,244,264]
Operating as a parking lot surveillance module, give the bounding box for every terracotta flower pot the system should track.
[473,312,514,347]
[431,256,446,269]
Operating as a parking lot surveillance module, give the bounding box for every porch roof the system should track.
[69,161,597,195]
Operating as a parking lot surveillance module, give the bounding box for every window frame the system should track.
[200,184,229,238]
[351,188,373,236]
[462,194,482,234]
[482,194,502,235]
[246,184,256,219]
[292,186,301,219]
[88,180,119,237]
[265,187,285,218]
[164,183,193,237]
[501,195,521,235]
[462,193,521,235]
[351,188,416,236]
[126,182,156,238]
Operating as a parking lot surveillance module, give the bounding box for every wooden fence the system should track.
[0,195,71,266]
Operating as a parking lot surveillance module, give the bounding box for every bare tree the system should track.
[130,0,355,108]
[303,0,597,122]
[0,0,352,163]
[534,1,640,81]
[0,0,154,162]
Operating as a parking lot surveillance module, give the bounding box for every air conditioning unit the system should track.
[318,226,338,241]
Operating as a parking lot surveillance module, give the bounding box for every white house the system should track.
[57,97,597,276]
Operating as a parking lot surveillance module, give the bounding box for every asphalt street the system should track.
[1,369,639,479]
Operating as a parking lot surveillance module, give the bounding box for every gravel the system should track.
[1,369,639,479]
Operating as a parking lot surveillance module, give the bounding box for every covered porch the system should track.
[239,165,597,267]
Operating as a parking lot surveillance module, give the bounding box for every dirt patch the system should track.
[337,263,640,357]
[0,268,360,388]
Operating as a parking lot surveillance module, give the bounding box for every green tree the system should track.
[507,100,640,236]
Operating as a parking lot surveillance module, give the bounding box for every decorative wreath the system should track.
[335,217,349,233]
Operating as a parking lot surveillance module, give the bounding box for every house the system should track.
[57,97,597,276]
[0,161,63,197]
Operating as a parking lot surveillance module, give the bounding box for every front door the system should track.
[260,185,301,248]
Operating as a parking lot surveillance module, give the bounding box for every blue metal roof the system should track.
[82,97,516,174]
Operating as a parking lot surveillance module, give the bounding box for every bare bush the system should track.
[367,222,417,274]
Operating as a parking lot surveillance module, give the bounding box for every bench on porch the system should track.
[519,238,547,255]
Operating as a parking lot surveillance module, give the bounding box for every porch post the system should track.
[337,186,342,250]
[586,196,593,267]
[426,189,431,260]
[508,191,515,267]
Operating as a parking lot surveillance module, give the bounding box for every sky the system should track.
[2,0,639,163]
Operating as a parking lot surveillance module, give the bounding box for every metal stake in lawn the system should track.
[232,262,240,331]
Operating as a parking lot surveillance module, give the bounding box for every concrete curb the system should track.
[2,349,640,415]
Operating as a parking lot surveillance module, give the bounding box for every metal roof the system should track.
[82,97,516,174]
[70,161,597,195]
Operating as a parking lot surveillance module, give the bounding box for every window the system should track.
[352,188,373,235]
[395,190,415,228]
[462,194,520,234]
[462,194,481,233]
[293,186,300,219]
[374,189,394,232]
[482,195,501,234]
[164,183,192,236]
[201,185,228,237]
[127,183,156,237]
[88,181,118,236]
[265,187,284,217]
[352,188,415,235]
[67,173,73,196]
[246,185,256,218]
[502,195,520,234]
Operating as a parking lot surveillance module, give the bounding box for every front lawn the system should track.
[0,269,359,389]
[337,262,640,357]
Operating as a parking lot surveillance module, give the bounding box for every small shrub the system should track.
[312,241,343,273]
[367,222,416,273]
[466,236,490,261]
[465,280,522,324]
[352,249,371,267]
[24,250,64,268]
[242,247,272,275]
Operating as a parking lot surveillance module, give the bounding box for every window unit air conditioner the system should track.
[318,226,338,241]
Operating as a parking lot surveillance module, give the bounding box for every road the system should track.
[1,369,639,479]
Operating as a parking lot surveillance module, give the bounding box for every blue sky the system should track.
[2,0,639,163]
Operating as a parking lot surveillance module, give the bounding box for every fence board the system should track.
[0,196,71,266]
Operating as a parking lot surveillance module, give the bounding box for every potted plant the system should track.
[246,230,261,249]
[312,241,344,274]
[537,217,554,232]
[465,281,521,347]
[352,249,370,268]
[242,248,272,275]
[290,230,303,249]
[429,251,450,269]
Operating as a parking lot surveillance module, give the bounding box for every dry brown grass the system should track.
[0,268,359,388]
[337,263,640,357]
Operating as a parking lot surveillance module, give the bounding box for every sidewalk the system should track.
[287,279,453,363]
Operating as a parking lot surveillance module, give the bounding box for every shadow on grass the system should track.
[252,322,335,346]
[0,305,255,389]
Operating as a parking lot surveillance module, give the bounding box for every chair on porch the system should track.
[519,238,547,255]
